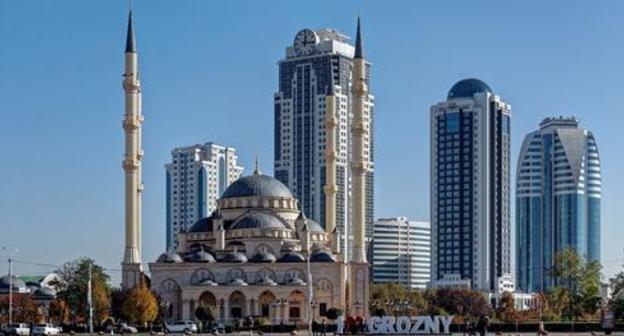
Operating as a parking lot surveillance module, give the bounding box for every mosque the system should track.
[119,11,371,323]
[149,166,369,322]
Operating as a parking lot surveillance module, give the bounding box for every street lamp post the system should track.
[2,247,18,325]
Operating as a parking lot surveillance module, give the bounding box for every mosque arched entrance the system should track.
[229,291,246,319]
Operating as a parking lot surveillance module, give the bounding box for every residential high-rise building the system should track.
[165,143,244,250]
[516,117,601,293]
[372,217,431,289]
[430,78,512,291]
[274,24,375,254]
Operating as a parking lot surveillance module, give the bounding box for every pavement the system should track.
[73,332,622,336]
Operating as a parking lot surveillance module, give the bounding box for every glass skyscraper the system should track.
[273,28,375,249]
[430,78,511,291]
[516,117,601,293]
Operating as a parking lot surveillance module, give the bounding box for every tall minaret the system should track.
[324,84,341,254]
[324,84,337,235]
[351,17,368,263]
[121,10,143,289]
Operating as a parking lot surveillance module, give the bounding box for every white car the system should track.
[117,323,138,334]
[164,320,198,333]
[2,323,30,336]
[31,324,59,336]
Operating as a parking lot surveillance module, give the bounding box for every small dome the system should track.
[250,250,277,263]
[226,278,248,286]
[286,276,306,286]
[0,275,26,290]
[189,217,213,233]
[310,251,336,262]
[157,251,184,263]
[278,251,305,263]
[189,250,216,263]
[197,279,218,286]
[231,212,287,230]
[306,219,324,232]
[447,78,492,100]
[255,276,278,286]
[221,174,293,199]
[219,251,248,263]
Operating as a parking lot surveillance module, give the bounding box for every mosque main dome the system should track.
[221,173,293,199]
[447,78,492,100]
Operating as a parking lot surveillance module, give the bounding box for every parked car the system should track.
[104,322,137,334]
[31,324,59,336]
[117,323,138,334]
[1,324,30,336]
[209,321,225,334]
[164,320,198,333]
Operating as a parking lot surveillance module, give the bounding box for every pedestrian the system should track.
[476,316,489,336]
[321,319,327,336]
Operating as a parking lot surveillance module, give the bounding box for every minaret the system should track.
[324,85,337,235]
[350,16,368,263]
[121,10,143,289]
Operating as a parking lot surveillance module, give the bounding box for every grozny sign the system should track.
[337,315,454,334]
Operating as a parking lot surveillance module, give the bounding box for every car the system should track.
[117,323,138,334]
[31,324,59,336]
[2,324,30,336]
[164,320,198,333]
[208,321,225,334]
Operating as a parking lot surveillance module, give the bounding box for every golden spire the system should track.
[253,156,261,175]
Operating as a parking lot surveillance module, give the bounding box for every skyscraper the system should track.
[121,10,143,289]
[373,217,431,289]
[430,78,511,291]
[273,23,375,254]
[165,143,244,250]
[516,117,601,293]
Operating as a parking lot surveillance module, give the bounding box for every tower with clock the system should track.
[274,21,375,310]
[293,29,319,56]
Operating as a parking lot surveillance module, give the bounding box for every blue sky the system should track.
[1,1,623,284]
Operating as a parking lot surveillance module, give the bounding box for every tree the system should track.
[49,298,71,325]
[610,267,624,320]
[121,281,158,326]
[551,248,602,320]
[194,305,215,330]
[0,295,42,324]
[53,257,111,324]
[430,289,490,320]
[369,283,428,316]
[496,291,518,322]
[325,308,342,320]
[110,288,128,320]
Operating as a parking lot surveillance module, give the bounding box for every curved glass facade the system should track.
[516,118,601,293]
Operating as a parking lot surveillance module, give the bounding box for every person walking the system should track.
[476,316,489,336]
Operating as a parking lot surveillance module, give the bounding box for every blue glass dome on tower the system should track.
[447,78,492,100]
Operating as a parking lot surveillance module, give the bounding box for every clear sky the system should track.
[1,0,623,285]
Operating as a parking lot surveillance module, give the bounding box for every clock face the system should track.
[294,29,318,56]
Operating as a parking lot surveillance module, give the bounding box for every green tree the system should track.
[551,248,602,320]
[53,257,111,324]
[121,281,158,325]
[194,305,215,330]
[610,268,624,320]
